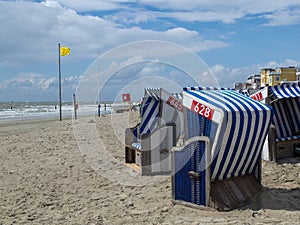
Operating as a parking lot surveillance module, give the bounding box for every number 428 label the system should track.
[191,100,214,120]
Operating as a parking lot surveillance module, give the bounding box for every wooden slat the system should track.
[209,175,260,211]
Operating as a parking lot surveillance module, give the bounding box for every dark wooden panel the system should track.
[210,175,260,211]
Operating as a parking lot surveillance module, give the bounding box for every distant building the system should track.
[235,66,299,95]
[234,74,261,95]
[260,67,297,87]
[234,82,252,94]
[296,68,300,81]
[246,74,261,89]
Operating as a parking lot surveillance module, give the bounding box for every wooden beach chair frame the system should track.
[125,88,183,175]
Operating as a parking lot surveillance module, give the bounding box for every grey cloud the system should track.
[0,72,81,101]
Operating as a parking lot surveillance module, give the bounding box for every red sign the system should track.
[167,96,183,111]
[251,92,263,101]
[122,93,131,102]
[191,100,214,120]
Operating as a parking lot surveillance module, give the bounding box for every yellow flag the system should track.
[60,46,70,56]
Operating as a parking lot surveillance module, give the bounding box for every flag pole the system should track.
[58,43,62,121]
[97,50,101,117]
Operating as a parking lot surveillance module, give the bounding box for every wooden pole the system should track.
[58,43,62,121]
[73,93,77,120]
[98,104,101,117]
[98,50,101,117]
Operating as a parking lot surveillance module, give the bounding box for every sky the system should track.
[1,0,300,102]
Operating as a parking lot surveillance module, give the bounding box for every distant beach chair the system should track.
[172,87,273,210]
[250,82,300,161]
[125,88,184,175]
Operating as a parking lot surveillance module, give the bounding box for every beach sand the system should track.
[0,112,299,224]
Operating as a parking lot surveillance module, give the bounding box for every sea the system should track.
[0,102,114,122]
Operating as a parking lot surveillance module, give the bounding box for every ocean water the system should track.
[0,102,113,122]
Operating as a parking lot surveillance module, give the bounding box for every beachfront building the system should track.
[246,73,261,88]
[234,82,252,95]
[234,74,261,95]
[260,67,297,87]
[297,68,300,81]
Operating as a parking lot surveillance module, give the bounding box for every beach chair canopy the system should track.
[251,82,300,140]
[268,82,300,101]
[136,87,183,141]
[251,82,300,102]
[182,87,273,181]
[139,88,160,135]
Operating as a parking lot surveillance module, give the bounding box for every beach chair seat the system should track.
[126,123,175,174]
[269,123,300,160]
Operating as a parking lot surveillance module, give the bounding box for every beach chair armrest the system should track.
[140,124,174,151]
[172,136,210,152]
[125,123,141,145]
[125,128,134,145]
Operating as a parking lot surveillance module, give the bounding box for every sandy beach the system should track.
[0,111,299,224]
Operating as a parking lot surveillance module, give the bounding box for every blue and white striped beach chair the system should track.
[125,88,183,175]
[251,82,300,161]
[172,87,273,210]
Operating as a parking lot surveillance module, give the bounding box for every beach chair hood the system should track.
[183,88,274,181]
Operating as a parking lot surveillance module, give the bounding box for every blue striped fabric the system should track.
[240,90,250,96]
[145,88,160,100]
[184,89,273,181]
[282,97,300,134]
[269,83,300,99]
[131,87,183,146]
[172,92,183,100]
[276,135,300,142]
[271,100,293,138]
[139,88,160,135]
[139,88,183,136]
[183,86,232,91]
[269,83,300,139]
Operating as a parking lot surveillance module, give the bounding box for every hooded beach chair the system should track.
[125,88,184,175]
[251,82,300,161]
[172,87,273,210]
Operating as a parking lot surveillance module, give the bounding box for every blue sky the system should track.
[0,0,300,102]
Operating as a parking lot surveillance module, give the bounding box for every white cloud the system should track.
[0,72,81,101]
[1,1,300,101]
[262,9,300,26]
[139,0,300,23]
[50,0,131,11]
[65,0,300,25]
[1,0,298,72]
[1,59,299,101]
[0,1,227,69]
[41,0,62,8]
